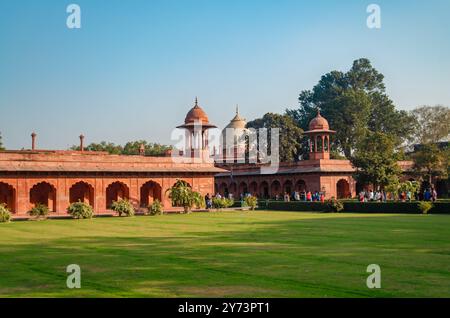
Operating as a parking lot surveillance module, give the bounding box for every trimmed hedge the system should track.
[263,200,450,214]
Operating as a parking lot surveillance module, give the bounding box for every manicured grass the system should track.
[0,211,449,297]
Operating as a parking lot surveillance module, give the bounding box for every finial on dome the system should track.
[236,104,239,115]
[194,96,198,107]
[317,108,321,116]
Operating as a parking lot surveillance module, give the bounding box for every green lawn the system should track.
[0,211,449,297]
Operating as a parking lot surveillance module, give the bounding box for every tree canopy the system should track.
[70,140,171,156]
[350,131,402,189]
[286,58,416,158]
[411,143,449,186]
[246,113,304,162]
[410,105,450,144]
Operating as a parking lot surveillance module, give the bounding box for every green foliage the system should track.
[265,200,450,214]
[399,181,420,195]
[411,105,450,144]
[212,197,234,209]
[28,203,49,219]
[148,199,163,216]
[350,131,401,188]
[412,143,449,185]
[0,204,11,223]
[418,201,433,214]
[67,201,94,219]
[244,196,258,210]
[166,180,204,213]
[70,140,171,156]
[286,58,417,158]
[246,113,304,162]
[111,199,135,217]
[326,198,344,212]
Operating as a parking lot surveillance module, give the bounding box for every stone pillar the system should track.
[31,132,37,150]
[79,134,85,152]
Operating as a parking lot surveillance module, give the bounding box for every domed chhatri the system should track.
[225,105,247,130]
[306,109,334,132]
[304,109,335,160]
[178,97,217,130]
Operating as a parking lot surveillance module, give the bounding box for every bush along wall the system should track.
[263,200,450,214]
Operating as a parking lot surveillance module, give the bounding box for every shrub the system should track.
[326,197,344,212]
[166,180,204,213]
[28,203,49,219]
[212,197,234,209]
[418,201,433,214]
[67,201,94,219]
[0,204,11,223]
[244,196,258,210]
[111,199,135,217]
[148,199,163,216]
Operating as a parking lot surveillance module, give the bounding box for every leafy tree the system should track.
[0,132,5,151]
[412,143,449,187]
[244,196,257,210]
[70,140,171,156]
[350,132,401,189]
[410,105,450,144]
[246,113,304,162]
[286,58,416,158]
[166,180,204,213]
[212,197,234,209]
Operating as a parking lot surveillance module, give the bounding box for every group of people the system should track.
[279,190,325,202]
[358,190,387,202]
[358,188,438,202]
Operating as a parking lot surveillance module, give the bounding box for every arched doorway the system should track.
[140,181,162,207]
[270,180,281,199]
[249,181,258,196]
[219,182,228,197]
[69,182,94,206]
[238,182,248,196]
[337,179,350,199]
[30,182,56,212]
[260,181,269,199]
[106,182,130,209]
[295,179,307,192]
[0,182,16,213]
[283,180,293,195]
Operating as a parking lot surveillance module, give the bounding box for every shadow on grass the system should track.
[1,213,449,297]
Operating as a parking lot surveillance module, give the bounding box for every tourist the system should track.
[284,192,290,202]
[369,190,374,201]
[359,191,365,202]
[306,191,312,202]
[294,191,300,201]
[320,192,325,203]
[432,188,437,202]
[406,190,412,202]
[205,193,212,209]
[424,189,431,201]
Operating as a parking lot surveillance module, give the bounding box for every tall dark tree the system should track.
[246,113,303,162]
[350,132,402,189]
[286,58,416,158]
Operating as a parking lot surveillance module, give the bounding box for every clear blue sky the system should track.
[1,0,449,149]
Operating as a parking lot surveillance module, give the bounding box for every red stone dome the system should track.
[308,110,329,131]
[184,98,210,124]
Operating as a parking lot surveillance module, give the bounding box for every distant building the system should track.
[214,110,419,199]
